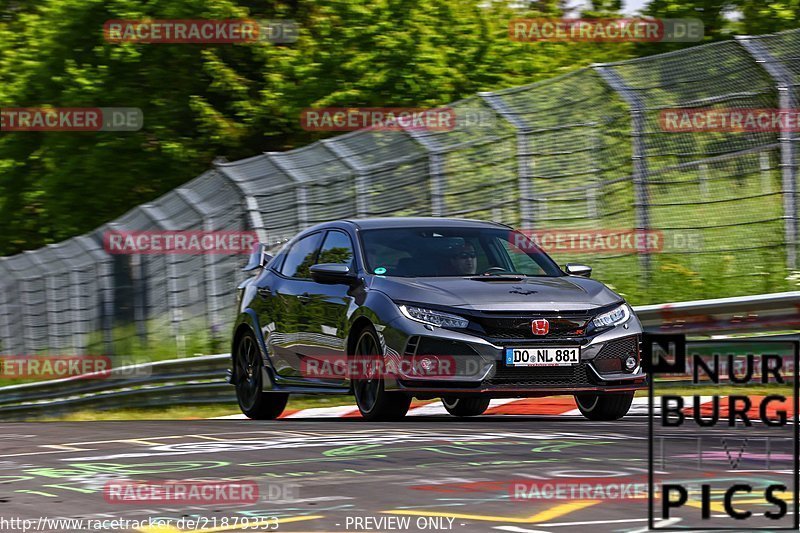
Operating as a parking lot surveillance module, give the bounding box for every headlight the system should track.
[592,303,631,329]
[398,305,469,329]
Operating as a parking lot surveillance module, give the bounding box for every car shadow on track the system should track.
[241,415,644,423]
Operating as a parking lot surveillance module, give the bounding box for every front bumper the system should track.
[378,310,647,395]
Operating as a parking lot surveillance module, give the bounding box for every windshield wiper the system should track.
[468,274,527,281]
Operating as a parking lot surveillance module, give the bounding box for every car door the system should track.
[297,229,358,385]
[264,231,324,378]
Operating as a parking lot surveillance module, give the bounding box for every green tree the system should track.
[0,0,640,255]
[734,0,800,34]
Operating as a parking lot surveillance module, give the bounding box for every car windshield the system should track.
[360,227,563,278]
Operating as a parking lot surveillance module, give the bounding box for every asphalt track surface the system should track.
[0,414,795,533]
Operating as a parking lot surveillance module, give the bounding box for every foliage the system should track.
[0,0,642,255]
[1,0,799,308]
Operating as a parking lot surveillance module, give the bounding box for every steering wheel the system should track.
[481,266,509,276]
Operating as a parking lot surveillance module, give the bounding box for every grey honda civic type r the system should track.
[230,217,646,421]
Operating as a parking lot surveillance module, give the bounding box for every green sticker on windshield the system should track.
[374,267,387,275]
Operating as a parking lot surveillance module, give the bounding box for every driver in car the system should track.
[449,242,478,276]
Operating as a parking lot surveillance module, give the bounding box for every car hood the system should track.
[368,275,622,312]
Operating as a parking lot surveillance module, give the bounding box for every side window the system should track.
[280,233,323,279]
[317,231,355,270]
[269,241,292,273]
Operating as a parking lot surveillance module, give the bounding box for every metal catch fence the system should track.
[2,29,800,358]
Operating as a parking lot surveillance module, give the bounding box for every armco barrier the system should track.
[0,292,798,420]
[0,354,231,420]
[635,291,800,334]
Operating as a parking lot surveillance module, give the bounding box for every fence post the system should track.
[243,196,268,244]
[737,36,797,271]
[68,270,84,354]
[174,187,223,355]
[90,237,115,357]
[401,127,443,216]
[25,252,54,354]
[213,160,269,243]
[141,205,185,357]
[0,271,10,355]
[429,155,445,217]
[268,153,308,232]
[130,253,147,345]
[594,66,652,278]
[480,92,532,229]
[322,139,369,217]
[588,124,601,220]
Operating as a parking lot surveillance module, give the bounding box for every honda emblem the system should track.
[531,319,550,336]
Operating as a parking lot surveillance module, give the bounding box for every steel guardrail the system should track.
[634,291,800,335]
[0,354,232,420]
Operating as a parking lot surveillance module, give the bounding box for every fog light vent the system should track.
[404,336,421,355]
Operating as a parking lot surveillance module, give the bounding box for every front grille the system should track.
[593,335,640,373]
[469,315,590,340]
[487,362,591,387]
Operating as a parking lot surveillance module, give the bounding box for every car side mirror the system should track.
[565,263,592,278]
[310,263,357,284]
[243,243,273,272]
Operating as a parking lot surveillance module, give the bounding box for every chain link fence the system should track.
[2,29,800,358]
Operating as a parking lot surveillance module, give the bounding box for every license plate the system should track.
[504,347,581,367]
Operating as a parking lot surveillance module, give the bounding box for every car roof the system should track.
[343,217,510,230]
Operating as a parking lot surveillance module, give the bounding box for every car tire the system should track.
[442,397,491,417]
[352,326,411,421]
[574,392,634,421]
[234,330,288,420]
